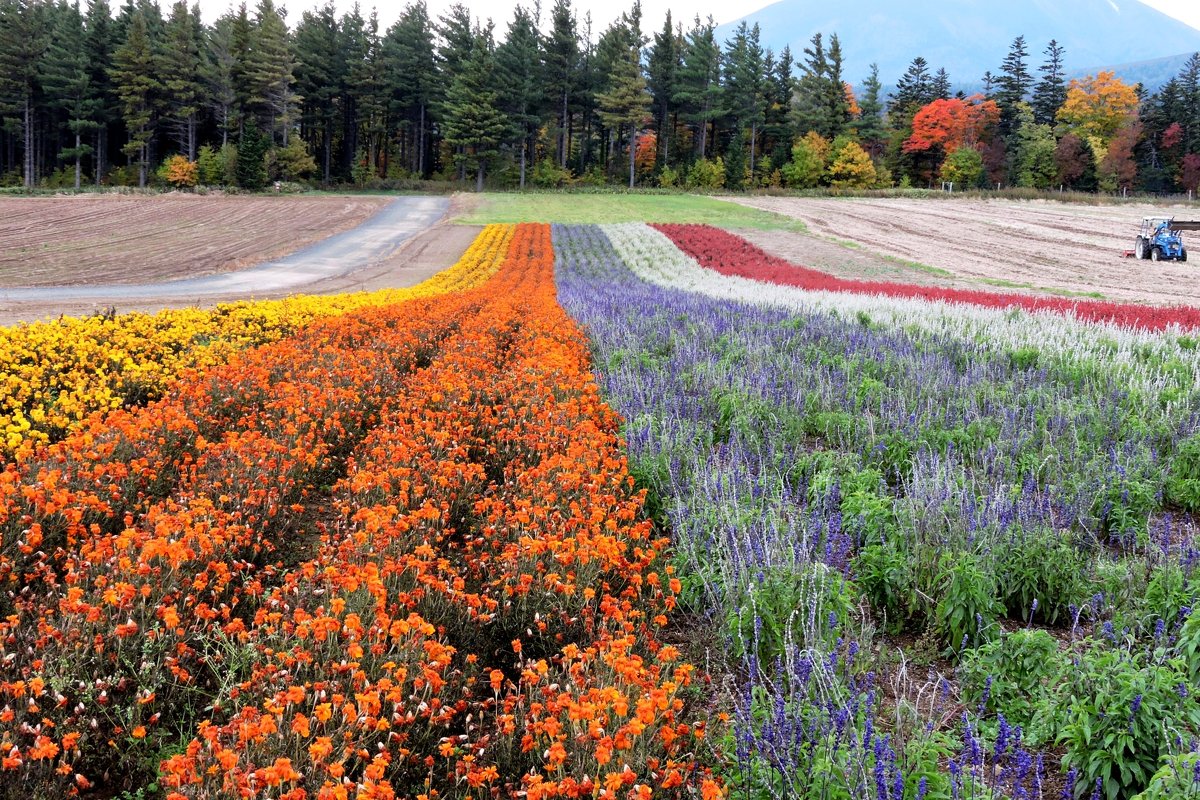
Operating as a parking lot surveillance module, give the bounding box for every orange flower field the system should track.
[0,224,716,800]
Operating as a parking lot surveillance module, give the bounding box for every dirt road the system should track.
[728,196,1200,306]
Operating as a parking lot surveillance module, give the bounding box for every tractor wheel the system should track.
[1182,248,1188,263]
[1135,236,1146,259]
[1151,247,1161,262]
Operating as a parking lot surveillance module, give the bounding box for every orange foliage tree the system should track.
[162,154,199,188]
[1055,71,1139,142]
[903,94,1000,154]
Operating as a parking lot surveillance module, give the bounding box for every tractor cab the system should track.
[1134,216,1200,262]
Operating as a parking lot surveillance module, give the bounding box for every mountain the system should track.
[716,0,1200,89]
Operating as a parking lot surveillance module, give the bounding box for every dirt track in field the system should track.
[728,196,1200,306]
[0,194,393,287]
[0,221,481,327]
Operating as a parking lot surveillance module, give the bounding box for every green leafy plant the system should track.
[1044,647,1200,800]
[855,543,917,634]
[1166,434,1200,511]
[997,528,1090,625]
[934,554,1001,654]
[1131,751,1200,799]
[960,629,1065,728]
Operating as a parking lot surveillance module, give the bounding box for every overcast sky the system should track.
[197,0,1200,45]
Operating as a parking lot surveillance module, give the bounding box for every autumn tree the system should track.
[904,95,999,155]
[828,137,875,187]
[1054,132,1096,190]
[1057,71,1139,143]
[1013,105,1057,189]
[1097,120,1141,191]
[781,130,829,187]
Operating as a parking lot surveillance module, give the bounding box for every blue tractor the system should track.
[1133,216,1200,262]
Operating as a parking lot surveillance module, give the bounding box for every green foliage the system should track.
[781,131,829,188]
[529,158,572,188]
[235,123,269,190]
[996,528,1090,625]
[657,164,680,188]
[1045,647,1200,800]
[960,629,1065,728]
[939,146,984,188]
[1092,473,1157,542]
[1166,434,1200,511]
[1131,751,1200,799]
[1178,609,1200,684]
[272,136,317,181]
[855,543,916,633]
[686,157,726,190]
[729,563,858,666]
[935,554,1001,654]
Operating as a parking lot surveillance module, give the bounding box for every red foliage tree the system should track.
[1182,153,1200,193]
[903,94,1000,154]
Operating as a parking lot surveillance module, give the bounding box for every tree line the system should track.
[1,0,1199,193]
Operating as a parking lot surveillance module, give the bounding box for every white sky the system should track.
[197,0,1200,42]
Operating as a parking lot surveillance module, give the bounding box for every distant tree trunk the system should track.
[750,122,757,178]
[628,126,636,189]
[23,98,34,188]
[475,161,484,192]
[519,131,527,189]
[418,104,426,176]
[74,133,82,191]
[559,91,568,168]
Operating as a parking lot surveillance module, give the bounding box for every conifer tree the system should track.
[110,8,155,186]
[995,35,1032,137]
[381,1,436,176]
[42,0,98,188]
[1032,39,1066,126]
[0,0,49,187]
[646,10,679,169]
[597,41,648,187]
[543,0,579,168]
[674,15,720,158]
[442,28,507,190]
[235,118,268,187]
[85,0,117,183]
[245,0,297,144]
[160,1,202,158]
[495,4,542,188]
[857,63,886,154]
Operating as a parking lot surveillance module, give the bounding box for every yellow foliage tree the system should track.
[1055,71,1139,143]
[162,154,198,188]
[828,140,876,188]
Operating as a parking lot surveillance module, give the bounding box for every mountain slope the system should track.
[716,0,1200,88]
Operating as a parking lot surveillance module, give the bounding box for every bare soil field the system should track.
[0,223,481,327]
[729,196,1200,305]
[0,193,391,287]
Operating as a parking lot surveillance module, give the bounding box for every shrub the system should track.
[935,553,1001,654]
[159,154,199,189]
[1166,434,1200,511]
[530,157,572,188]
[272,136,317,182]
[960,629,1065,728]
[996,528,1090,625]
[685,157,725,190]
[855,543,916,634]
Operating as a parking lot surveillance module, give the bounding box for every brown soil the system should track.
[0,223,482,326]
[729,196,1200,306]
[0,193,391,287]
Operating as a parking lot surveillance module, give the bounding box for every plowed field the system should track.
[0,193,390,287]
[730,196,1200,305]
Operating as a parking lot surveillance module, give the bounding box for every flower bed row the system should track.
[0,224,512,456]
[0,224,713,800]
[652,223,1200,332]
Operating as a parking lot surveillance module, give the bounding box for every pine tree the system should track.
[932,68,951,101]
[495,4,542,188]
[995,35,1031,137]
[674,15,720,158]
[723,22,766,177]
[890,56,932,118]
[110,8,155,186]
[646,11,680,170]
[762,46,794,169]
[42,0,99,189]
[857,63,886,153]
[442,28,507,190]
[202,14,239,148]
[596,42,648,187]
[229,1,253,132]
[1178,52,1200,153]
[160,1,202,158]
[235,118,268,187]
[542,0,577,169]
[0,0,49,187]
[1031,39,1066,126]
[245,0,297,144]
[85,0,117,184]
[380,1,436,177]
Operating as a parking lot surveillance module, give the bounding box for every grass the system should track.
[459,192,806,231]
[980,277,1105,299]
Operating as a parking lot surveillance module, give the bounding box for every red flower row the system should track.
[653,223,1200,331]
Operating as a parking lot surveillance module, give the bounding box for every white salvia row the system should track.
[600,222,1200,397]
